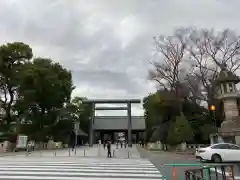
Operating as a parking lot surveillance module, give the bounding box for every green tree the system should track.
[15,58,74,141]
[167,115,194,145]
[143,90,179,145]
[200,124,216,141]
[68,96,92,134]
[0,42,32,127]
[149,28,240,135]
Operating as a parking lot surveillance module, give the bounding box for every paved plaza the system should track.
[0,144,164,180]
[15,144,142,158]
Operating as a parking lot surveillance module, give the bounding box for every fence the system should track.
[185,164,235,180]
[163,163,235,180]
[19,145,136,159]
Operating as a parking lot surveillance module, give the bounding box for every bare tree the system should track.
[187,29,240,105]
[149,29,191,92]
[149,28,240,107]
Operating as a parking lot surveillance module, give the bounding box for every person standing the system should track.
[103,141,106,149]
[69,131,76,151]
[107,141,112,158]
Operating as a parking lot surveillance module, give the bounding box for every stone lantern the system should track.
[210,65,240,144]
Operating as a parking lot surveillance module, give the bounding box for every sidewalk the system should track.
[0,144,142,158]
[0,147,76,157]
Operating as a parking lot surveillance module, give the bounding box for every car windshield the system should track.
[211,143,240,149]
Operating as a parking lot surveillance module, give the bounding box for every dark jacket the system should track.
[107,142,111,150]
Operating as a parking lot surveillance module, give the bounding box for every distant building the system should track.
[93,116,145,143]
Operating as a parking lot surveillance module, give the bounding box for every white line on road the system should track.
[0,171,163,178]
[0,176,166,180]
[0,167,160,173]
[0,165,158,170]
[0,163,155,167]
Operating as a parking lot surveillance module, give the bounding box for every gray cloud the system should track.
[0,0,240,115]
[72,69,141,94]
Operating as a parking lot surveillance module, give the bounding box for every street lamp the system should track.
[209,105,217,133]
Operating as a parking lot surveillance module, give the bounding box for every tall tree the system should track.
[150,28,240,106]
[149,28,240,135]
[0,42,32,127]
[143,90,179,144]
[187,29,240,106]
[149,29,191,117]
[16,58,74,140]
[167,115,194,145]
[149,29,190,91]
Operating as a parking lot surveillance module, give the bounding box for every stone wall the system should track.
[0,140,69,153]
[147,141,208,151]
[223,99,239,119]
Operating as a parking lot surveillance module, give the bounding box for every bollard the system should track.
[127,150,130,158]
[84,149,86,157]
[113,150,115,157]
[54,151,56,156]
[172,166,177,180]
[68,148,71,156]
[74,148,76,155]
[98,147,100,157]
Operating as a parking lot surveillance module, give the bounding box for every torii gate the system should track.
[82,99,141,147]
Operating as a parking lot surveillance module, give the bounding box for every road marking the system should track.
[0,156,164,179]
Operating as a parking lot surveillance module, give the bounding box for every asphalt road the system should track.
[138,147,240,180]
[138,148,197,180]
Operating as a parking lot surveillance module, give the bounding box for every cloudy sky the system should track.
[0,0,239,116]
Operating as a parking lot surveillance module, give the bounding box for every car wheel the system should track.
[211,154,222,163]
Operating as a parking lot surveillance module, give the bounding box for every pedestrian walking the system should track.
[107,141,112,158]
[71,141,76,151]
[69,131,76,151]
[27,141,31,154]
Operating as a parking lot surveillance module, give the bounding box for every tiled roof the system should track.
[76,128,88,136]
[93,116,145,130]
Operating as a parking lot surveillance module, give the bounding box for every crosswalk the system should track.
[0,156,163,180]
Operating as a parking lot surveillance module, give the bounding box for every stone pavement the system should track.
[12,144,141,158]
[0,145,163,180]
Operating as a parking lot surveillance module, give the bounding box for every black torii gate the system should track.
[82,99,141,147]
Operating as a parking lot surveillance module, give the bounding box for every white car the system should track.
[195,143,240,162]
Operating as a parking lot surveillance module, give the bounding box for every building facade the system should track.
[93,116,145,143]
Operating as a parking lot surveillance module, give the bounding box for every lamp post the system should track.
[209,105,217,133]
[73,116,80,155]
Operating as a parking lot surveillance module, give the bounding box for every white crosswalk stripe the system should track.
[0,156,164,180]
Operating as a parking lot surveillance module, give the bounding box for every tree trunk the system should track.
[6,87,14,124]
